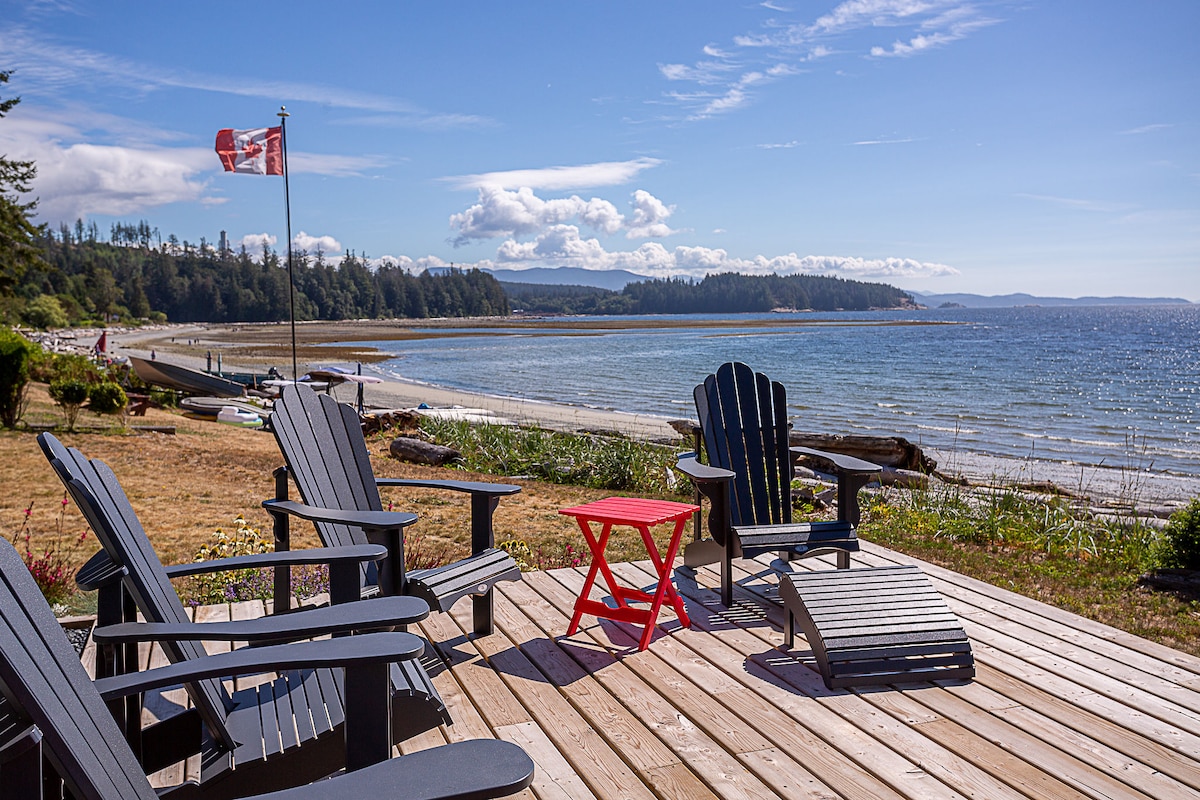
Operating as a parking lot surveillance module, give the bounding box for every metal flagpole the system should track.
[278,106,298,382]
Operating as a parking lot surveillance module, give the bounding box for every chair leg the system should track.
[473,590,494,637]
[784,608,795,649]
[836,550,850,569]
[721,549,734,608]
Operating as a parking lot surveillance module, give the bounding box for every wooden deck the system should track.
[96,540,1200,799]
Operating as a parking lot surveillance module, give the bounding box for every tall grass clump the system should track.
[861,480,1159,571]
[417,417,687,498]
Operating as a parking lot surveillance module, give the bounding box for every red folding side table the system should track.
[560,496,699,651]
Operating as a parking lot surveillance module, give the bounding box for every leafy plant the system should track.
[0,326,34,428]
[21,294,68,329]
[1152,499,1200,570]
[498,538,584,571]
[9,494,91,608]
[48,378,89,431]
[87,381,127,415]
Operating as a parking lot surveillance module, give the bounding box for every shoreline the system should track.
[94,322,1200,509]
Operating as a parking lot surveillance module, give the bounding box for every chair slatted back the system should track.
[0,538,158,800]
[269,385,385,586]
[36,433,236,752]
[695,362,793,528]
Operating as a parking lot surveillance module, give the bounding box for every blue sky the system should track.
[1,1,1197,300]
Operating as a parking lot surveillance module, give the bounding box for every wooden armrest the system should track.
[376,477,521,497]
[76,549,126,591]
[94,631,423,701]
[92,595,429,645]
[163,543,387,579]
[674,454,735,483]
[789,446,881,475]
[262,499,418,532]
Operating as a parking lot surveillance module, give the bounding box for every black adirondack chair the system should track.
[38,433,452,799]
[676,362,883,607]
[0,537,536,800]
[266,384,522,636]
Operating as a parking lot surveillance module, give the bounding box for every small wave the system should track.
[916,424,980,435]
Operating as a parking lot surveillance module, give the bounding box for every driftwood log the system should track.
[388,436,461,466]
[362,409,421,436]
[788,432,937,473]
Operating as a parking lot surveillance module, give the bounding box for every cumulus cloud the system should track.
[449,186,677,245]
[292,231,342,255]
[626,190,678,238]
[444,158,662,192]
[469,222,956,281]
[0,114,213,224]
[240,233,277,252]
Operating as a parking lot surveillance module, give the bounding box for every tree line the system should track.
[503,271,914,315]
[6,227,510,326]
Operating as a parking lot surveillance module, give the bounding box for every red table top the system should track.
[559,496,700,527]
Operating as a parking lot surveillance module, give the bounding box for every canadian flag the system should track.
[215,127,283,175]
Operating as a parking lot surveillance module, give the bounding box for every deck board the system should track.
[83,541,1200,799]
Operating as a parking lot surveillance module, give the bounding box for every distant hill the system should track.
[909,291,1194,308]
[483,266,647,291]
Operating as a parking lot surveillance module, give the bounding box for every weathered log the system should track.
[788,432,937,473]
[363,409,421,436]
[388,436,461,466]
[672,419,700,438]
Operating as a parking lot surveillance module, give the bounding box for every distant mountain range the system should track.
[483,267,645,291]
[908,291,1194,308]
[479,267,1194,306]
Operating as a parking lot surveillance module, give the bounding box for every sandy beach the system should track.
[95,321,1200,510]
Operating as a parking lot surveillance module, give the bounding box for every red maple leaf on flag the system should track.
[215,127,283,175]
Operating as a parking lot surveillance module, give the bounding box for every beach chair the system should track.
[266,384,522,636]
[676,362,882,607]
[0,537,535,800]
[38,433,453,798]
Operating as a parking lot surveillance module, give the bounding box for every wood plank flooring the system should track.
[106,541,1200,799]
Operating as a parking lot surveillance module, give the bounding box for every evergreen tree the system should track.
[0,70,45,295]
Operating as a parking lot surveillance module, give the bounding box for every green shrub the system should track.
[48,378,89,431]
[88,381,127,414]
[0,327,34,428]
[29,351,98,384]
[20,294,68,330]
[1152,499,1200,570]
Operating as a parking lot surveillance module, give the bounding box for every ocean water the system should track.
[351,305,1200,476]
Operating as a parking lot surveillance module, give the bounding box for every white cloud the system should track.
[0,115,213,223]
[445,157,662,192]
[449,186,678,245]
[240,233,277,252]
[292,231,342,255]
[1119,123,1172,136]
[626,189,678,239]
[465,222,956,281]
[665,1,1007,119]
[0,26,491,129]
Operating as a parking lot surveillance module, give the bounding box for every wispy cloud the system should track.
[853,137,918,145]
[757,140,802,149]
[0,26,488,127]
[1016,193,1131,213]
[443,158,663,192]
[1119,123,1172,135]
[661,1,1009,119]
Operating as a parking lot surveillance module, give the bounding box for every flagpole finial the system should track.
[278,106,289,118]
